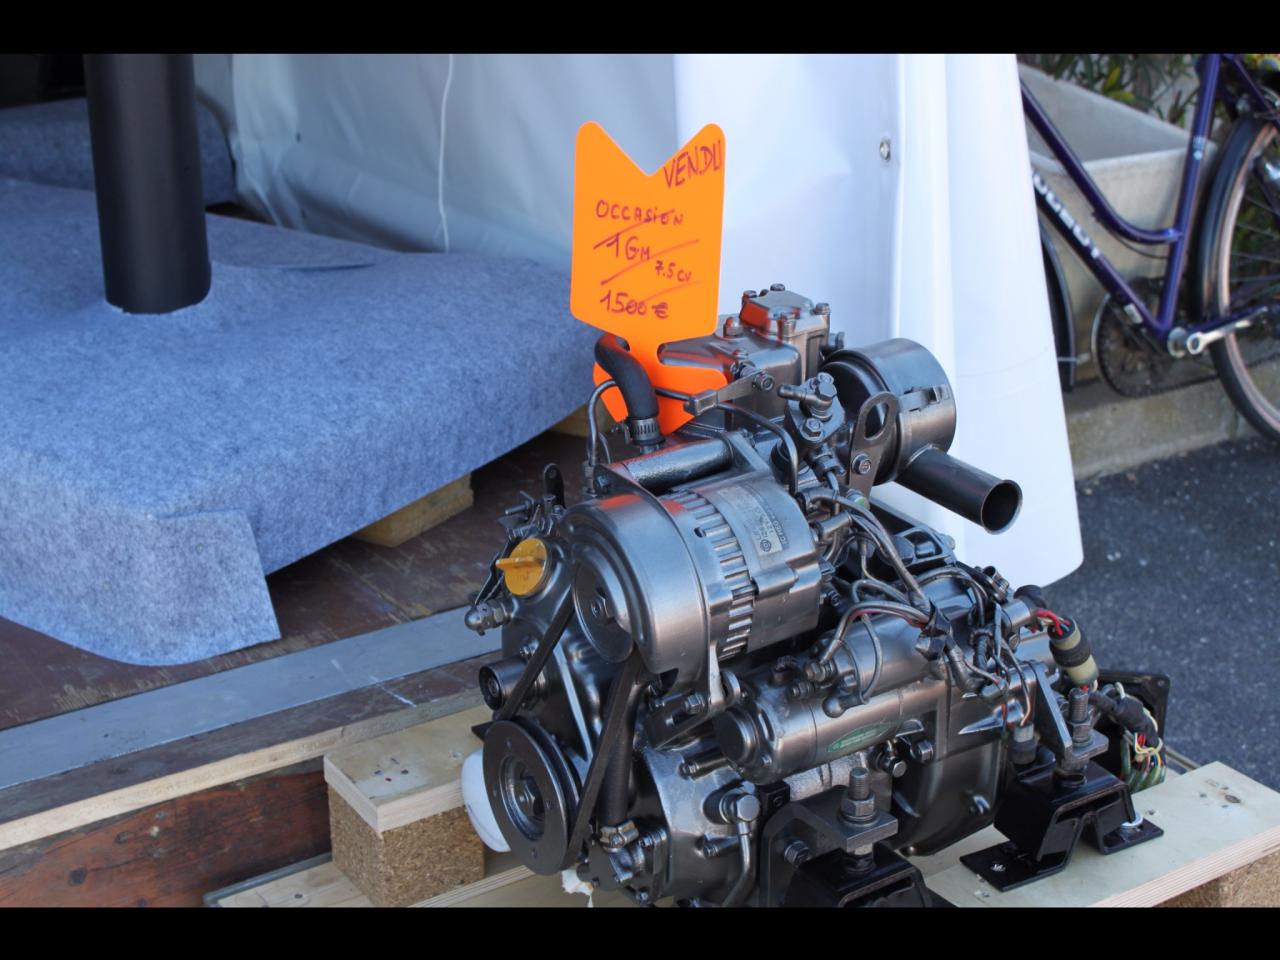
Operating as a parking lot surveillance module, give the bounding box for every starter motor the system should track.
[462,286,1168,907]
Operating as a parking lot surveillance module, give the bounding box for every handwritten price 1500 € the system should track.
[598,289,670,319]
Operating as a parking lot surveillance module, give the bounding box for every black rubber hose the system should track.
[599,672,647,827]
[594,334,659,421]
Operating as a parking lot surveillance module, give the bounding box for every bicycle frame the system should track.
[1024,54,1278,343]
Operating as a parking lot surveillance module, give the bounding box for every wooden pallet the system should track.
[213,759,1280,908]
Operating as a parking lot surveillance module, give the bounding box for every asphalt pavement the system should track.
[1043,435,1280,788]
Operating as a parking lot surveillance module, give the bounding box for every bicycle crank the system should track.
[1170,304,1277,356]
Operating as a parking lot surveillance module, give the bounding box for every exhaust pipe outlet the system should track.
[897,447,1022,534]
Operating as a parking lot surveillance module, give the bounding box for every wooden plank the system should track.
[0,657,490,853]
[0,608,495,792]
[352,475,474,548]
[0,762,331,908]
[920,763,1280,907]
[323,705,490,832]
[214,851,534,908]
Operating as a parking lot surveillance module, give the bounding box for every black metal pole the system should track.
[84,53,211,314]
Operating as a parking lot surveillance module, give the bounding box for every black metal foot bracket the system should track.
[960,759,1162,892]
[784,844,953,907]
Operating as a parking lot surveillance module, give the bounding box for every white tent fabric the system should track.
[197,53,1081,587]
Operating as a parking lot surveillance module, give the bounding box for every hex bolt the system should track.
[731,793,760,823]
[813,302,831,316]
[721,790,760,824]
[877,751,907,778]
[840,766,878,824]
[910,739,936,764]
[852,453,872,476]
[770,282,786,291]
[1068,686,1090,723]
[849,765,871,801]
[783,840,811,866]
[741,289,758,302]
[682,692,707,715]
[804,417,823,437]
[1069,687,1092,746]
[788,680,813,700]
[803,659,832,683]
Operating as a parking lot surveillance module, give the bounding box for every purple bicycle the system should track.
[1027,54,1280,440]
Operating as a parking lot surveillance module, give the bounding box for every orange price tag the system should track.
[570,122,729,433]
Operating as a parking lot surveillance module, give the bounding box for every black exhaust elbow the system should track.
[897,447,1022,534]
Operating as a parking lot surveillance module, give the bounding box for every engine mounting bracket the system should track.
[959,757,1162,891]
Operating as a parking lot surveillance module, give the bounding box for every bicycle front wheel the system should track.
[1199,114,1280,440]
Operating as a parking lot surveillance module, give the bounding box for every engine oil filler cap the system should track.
[496,538,552,596]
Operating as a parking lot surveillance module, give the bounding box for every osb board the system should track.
[214,850,535,908]
[328,786,483,907]
[0,430,586,733]
[212,852,637,908]
[0,762,330,908]
[1160,849,1280,907]
[920,763,1280,907]
[352,475,475,548]
[323,705,491,832]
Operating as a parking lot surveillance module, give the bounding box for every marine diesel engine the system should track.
[462,287,1167,907]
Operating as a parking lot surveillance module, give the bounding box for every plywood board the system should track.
[323,705,491,832]
[212,851,639,908]
[920,763,1280,907]
[214,851,534,908]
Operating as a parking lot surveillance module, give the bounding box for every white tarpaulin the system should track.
[197,52,1082,586]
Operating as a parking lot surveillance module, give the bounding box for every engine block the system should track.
[461,287,1168,906]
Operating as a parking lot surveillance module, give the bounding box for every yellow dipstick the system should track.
[496,538,551,596]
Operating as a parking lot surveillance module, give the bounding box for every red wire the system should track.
[1034,608,1066,636]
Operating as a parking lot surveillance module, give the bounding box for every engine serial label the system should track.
[827,720,895,755]
[715,485,789,556]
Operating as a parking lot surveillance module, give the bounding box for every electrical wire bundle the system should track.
[1114,680,1166,792]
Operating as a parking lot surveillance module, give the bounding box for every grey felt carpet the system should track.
[0,178,597,664]
[0,96,235,205]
